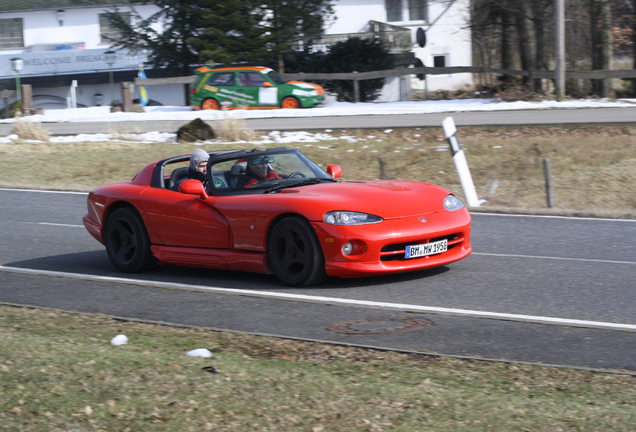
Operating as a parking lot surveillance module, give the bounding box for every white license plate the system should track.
[404,239,448,259]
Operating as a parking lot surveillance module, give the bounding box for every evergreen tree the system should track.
[102,1,202,78]
[188,0,269,67]
[321,38,391,103]
[190,0,336,72]
[259,0,336,72]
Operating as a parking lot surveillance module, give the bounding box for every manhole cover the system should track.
[326,317,432,335]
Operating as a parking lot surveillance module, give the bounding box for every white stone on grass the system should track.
[110,335,128,346]
[186,348,213,358]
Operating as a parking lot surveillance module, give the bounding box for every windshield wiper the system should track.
[265,178,334,194]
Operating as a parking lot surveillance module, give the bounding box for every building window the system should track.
[386,0,403,22]
[433,55,446,67]
[409,0,428,21]
[0,18,24,49]
[386,0,428,22]
[99,12,131,44]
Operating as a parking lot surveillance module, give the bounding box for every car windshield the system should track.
[266,70,288,85]
[209,150,336,193]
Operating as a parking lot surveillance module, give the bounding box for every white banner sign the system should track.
[0,48,142,79]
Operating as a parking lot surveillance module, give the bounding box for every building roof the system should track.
[0,0,136,13]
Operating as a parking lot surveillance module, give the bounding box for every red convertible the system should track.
[83,148,472,286]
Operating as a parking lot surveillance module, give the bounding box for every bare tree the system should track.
[515,2,534,81]
[590,0,613,96]
[470,0,631,97]
[529,0,553,93]
[632,0,636,93]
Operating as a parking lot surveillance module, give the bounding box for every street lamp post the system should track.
[57,10,65,26]
[104,51,116,105]
[10,57,23,107]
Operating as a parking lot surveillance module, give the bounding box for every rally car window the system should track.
[266,70,288,85]
[239,72,268,87]
[209,72,235,86]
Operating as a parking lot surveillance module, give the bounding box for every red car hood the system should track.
[275,180,452,220]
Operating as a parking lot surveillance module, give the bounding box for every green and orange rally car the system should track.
[191,66,325,110]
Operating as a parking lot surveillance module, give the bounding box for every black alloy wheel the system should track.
[104,207,154,273]
[268,216,327,287]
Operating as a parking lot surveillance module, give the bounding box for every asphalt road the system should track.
[1,106,636,136]
[1,188,635,373]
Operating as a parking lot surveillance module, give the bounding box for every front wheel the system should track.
[201,98,220,110]
[281,96,300,109]
[268,217,326,287]
[104,207,154,273]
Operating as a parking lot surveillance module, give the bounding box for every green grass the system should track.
[1,123,635,218]
[1,305,635,432]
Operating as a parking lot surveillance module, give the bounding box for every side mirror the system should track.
[326,164,342,179]
[179,179,208,199]
[262,81,273,87]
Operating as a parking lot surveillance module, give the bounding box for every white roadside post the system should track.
[66,80,78,109]
[441,117,481,207]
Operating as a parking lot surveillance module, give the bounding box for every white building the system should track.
[0,1,163,109]
[324,0,473,101]
[0,0,472,109]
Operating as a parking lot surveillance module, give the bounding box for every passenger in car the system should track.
[172,149,209,191]
[240,155,282,187]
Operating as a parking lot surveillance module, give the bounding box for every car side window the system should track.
[209,72,235,86]
[239,72,268,87]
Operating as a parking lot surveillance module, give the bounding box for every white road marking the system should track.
[3,188,634,331]
[474,212,636,223]
[1,265,635,332]
[473,252,635,265]
[0,188,87,195]
[37,222,85,228]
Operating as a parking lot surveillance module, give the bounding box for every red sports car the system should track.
[83,148,472,286]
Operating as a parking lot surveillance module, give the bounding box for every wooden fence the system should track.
[134,66,636,104]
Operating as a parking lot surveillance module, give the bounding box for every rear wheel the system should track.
[281,96,300,109]
[104,207,154,273]
[202,98,220,110]
[268,217,326,287]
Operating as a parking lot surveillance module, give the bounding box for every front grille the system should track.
[380,234,462,261]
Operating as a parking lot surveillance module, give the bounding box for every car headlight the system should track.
[444,195,465,211]
[292,89,317,97]
[324,211,383,225]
